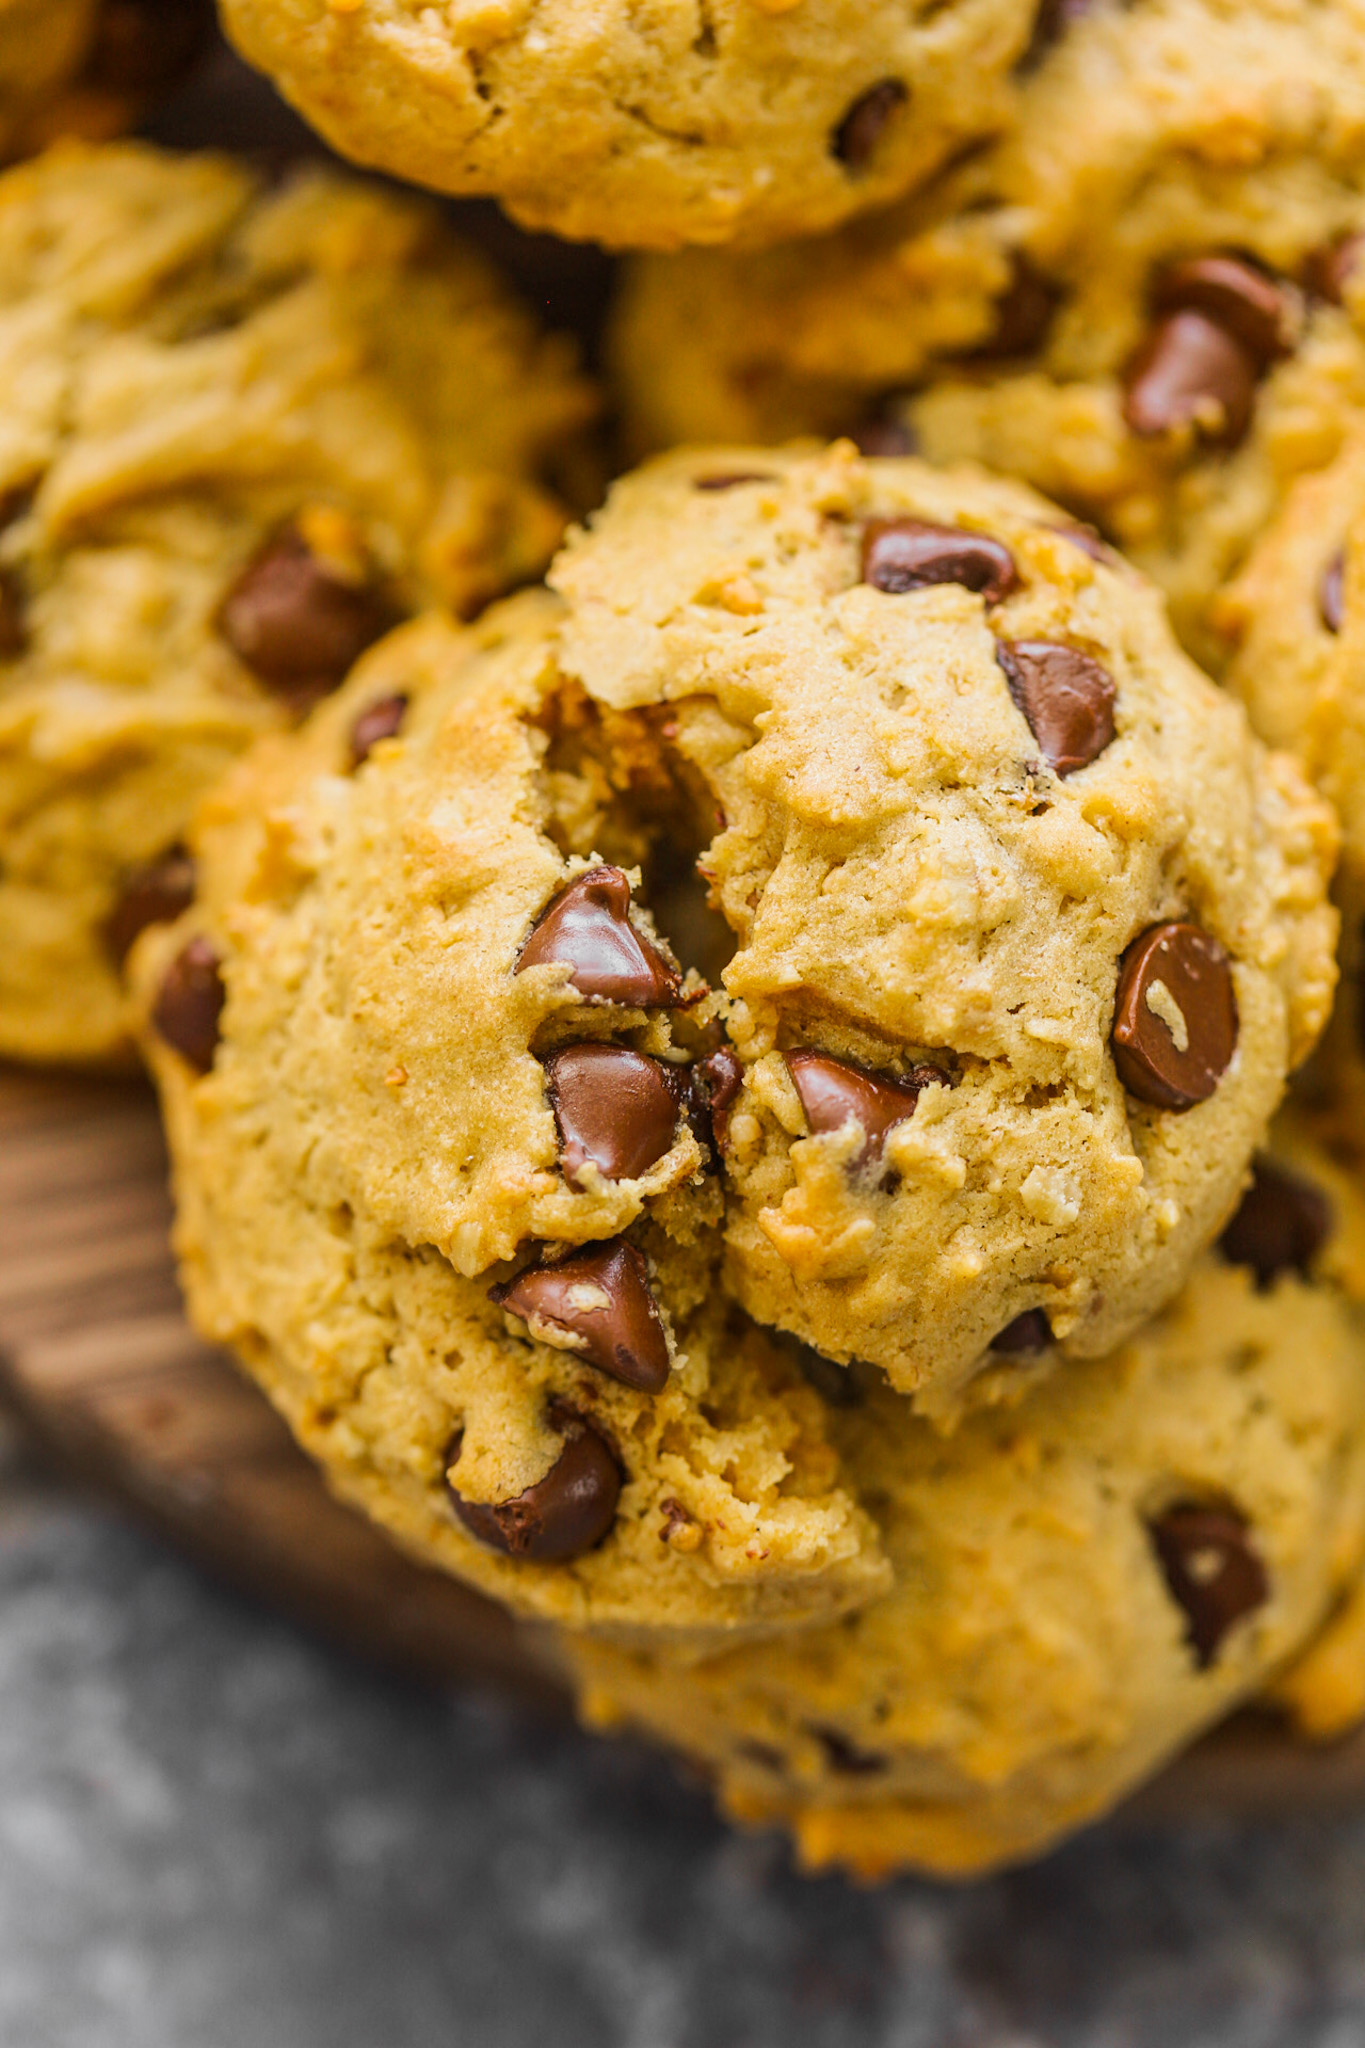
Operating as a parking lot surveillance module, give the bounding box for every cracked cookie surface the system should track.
[218,0,1037,252]
[0,140,596,1064]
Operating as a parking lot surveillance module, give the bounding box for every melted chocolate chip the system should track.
[832,80,907,168]
[862,519,1018,604]
[491,1238,671,1393]
[349,692,408,766]
[996,640,1117,775]
[1111,922,1238,1112]
[1148,1502,1268,1668]
[543,1043,685,1182]
[693,471,778,491]
[990,1308,1052,1354]
[785,1051,943,1167]
[1122,309,1258,448]
[1304,230,1365,307]
[448,1413,621,1562]
[517,867,684,1008]
[104,846,196,965]
[1152,254,1297,368]
[218,526,392,704]
[1321,548,1346,634]
[969,255,1058,360]
[850,413,916,459]
[151,934,225,1073]
[88,0,214,93]
[1020,0,1093,68]
[1219,1157,1332,1289]
[691,1044,744,1153]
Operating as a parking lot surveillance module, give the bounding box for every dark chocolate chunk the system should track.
[1304,230,1365,307]
[1148,1501,1268,1667]
[691,1044,744,1154]
[1152,254,1298,368]
[850,413,916,459]
[349,691,408,766]
[1111,922,1238,1112]
[785,1050,944,1167]
[151,934,225,1073]
[968,255,1058,359]
[543,1043,685,1182]
[105,846,196,965]
[990,1308,1052,1354]
[1019,0,1093,69]
[1122,309,1259,448]
[1320,548,1346,634]
[862,518,1018,604]
[491,1238,671,1393]
[1219,1157,1332,1289]
[996,639,1117,775]
[516,866,685,1007]
[832,80,907,168]
[218,525,392,704]
[447,1412,621,1562]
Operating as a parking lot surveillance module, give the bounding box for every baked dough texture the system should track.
[612,0,1365,667]
[217,0,1037,252]
[0,141,596,1064]
[549,445,1336,1407]
[133,446,1336,1630]
[0,0,213,164]
[567,1119,1365,1879]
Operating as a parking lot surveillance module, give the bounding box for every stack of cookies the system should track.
[9,0,1365,1881]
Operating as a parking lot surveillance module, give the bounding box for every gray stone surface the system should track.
[6,1434,1365,2048]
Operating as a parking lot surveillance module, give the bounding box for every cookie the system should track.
[0,0,213,161]
[550,444,1336,1408]
[568,1120,1365,1879]
[132,596,893,1645]
[217,0,1038,252]
[0,141,596,1065]
[612,0,1365,668]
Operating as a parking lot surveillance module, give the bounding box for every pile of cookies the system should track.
[11,0,1365,1880]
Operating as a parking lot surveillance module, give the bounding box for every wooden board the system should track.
[4,1061,1365,1826]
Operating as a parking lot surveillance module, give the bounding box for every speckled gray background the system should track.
[7,1408,1365,2048]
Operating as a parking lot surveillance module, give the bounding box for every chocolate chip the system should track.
[1111,921,1238,1112]
[1320,548,1346,634]
[968,255,1058,360]
[1148,1502,1268,1667]
[810,1726,889,1776]
[1019,0,1093,68]
[1122,310,1258,448]
[104,846,196,965]
[491,1238,671,1393]
[88,0,214,93]
[862,519,1018,604]
[990,1309,1052,1354]
[218,526,392,704]
[0,567,26,658]
[693,471,778,491]
[348,692,408,766]
[447,1412,621,1562]
[543,1044,685,1182]
[850,413,916,458]
[516,866,684,1008]
[691,1044,744,1153]
[832,80,907,168]
[151,934,225,1073]
[1152,254,1297,369]
[996,640,1117,775]
[1219,1157,1332,1289]
[785,1051,943,1168]
[1304,230,1365,307]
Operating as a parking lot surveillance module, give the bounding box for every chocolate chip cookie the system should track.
[568,1120,1365,1878]
[218,0,1038,251]
[0,0,213,163]
[612,0,1365,668]
[0,141,596,1064]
